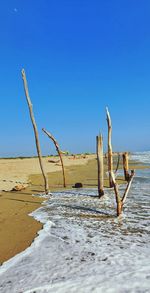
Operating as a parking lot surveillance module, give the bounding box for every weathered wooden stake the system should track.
[42,128,66,188]
[106,107,113,187]
[115,153,120,174]
[110,171,123,216]
[123,152,130,181]
[96,134,104,197]
[122,170,135,204]
[22,69,49,194]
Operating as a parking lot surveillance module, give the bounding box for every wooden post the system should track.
[96,134,104,197]
[106,107,113,187]
[123,152,130,181]
[21,69,49,194]
[42,128,66,188]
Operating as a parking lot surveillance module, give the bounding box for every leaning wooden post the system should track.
[110,171,122,216]
[22,69,49,194]
[42,128,66,188]
[122,152,130,181]
[96,134,104,197]
[106,107,113,187]
[121,170,135,205]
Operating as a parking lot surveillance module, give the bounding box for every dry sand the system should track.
[0,155,95,192]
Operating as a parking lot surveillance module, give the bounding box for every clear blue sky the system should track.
[0,0,150,157]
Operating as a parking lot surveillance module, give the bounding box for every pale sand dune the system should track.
[0,155,95,191]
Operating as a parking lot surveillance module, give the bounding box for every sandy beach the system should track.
[0,151,150,293]
[0,154,147,264]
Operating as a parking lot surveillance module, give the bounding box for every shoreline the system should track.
[0,154,149,265]
[1,165,150,292]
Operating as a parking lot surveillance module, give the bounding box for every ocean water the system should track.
[0,152,150,293]
[131,151,150,164]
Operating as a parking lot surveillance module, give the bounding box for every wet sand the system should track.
[0,192,43,264]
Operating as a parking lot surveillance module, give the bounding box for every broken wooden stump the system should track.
[106,107,113,188]
[123,152,130,181]
[96,134,104,197]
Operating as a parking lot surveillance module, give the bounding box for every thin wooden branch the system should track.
[110,171,122,216]
[122,152,130,181]
[106,107,113,187]
[21,69,49,194]
[96,134,104,197]
[42,128,66,188]
[122,170,135,205]
[115,153,120,174]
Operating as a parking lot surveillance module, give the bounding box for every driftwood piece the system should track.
[48,159,60,163]
[115,153,120,174]
[11,184,27,191]
[110,169,135,216]
[123,152,130,181]
[106,107,113,187]
[96,135,104,197]
[22,69,49,194]
[110,171,122,216]
[42,128,66,188]
[122,170,135,204]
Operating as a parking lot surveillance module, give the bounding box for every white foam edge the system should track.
[32,192,53,198]
[0,205,55,276]
[23,279,87,293]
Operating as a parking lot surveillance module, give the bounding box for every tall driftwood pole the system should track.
[123,152,130,181]
[21,69,49,194]
[106,107,113,187]
[42,128,66,188]
[96,134,104,197]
